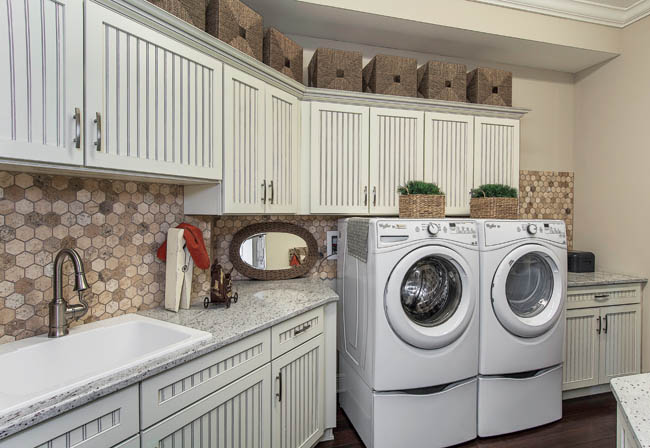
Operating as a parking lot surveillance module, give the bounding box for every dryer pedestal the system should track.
[477,364,563,437]
[340,355,477,448]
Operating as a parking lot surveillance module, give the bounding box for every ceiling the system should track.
[469,0,650,27]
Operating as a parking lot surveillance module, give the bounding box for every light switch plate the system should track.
[326,230,338,260]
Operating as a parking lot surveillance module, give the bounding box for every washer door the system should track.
[385,246,475,350]
[491,244,564,338]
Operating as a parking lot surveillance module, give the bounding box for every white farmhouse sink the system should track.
[0,314,210,415]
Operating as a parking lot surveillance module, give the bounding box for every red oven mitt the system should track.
[156,223,210,269]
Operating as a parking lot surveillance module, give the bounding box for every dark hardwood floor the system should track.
[317,393,617,448]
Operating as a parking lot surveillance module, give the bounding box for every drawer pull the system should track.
[294,324,312,336]
[594,294,610,300]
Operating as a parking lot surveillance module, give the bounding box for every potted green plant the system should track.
[397,180,446,218]
[470,184,518,219]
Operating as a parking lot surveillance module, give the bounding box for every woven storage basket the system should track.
[363,54,417,97]
[417,61,467,102]
[147,0,204,29]
[399,195,445,218]
[470,197,518,219]
[263,27,303,83]
[308,48,362,92]
[206,0,263,61]
[467,67,512,107]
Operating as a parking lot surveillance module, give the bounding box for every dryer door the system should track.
[491,244,564,338]
[384,246,476,350]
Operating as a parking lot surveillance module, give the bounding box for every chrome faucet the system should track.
[48,249,90,338]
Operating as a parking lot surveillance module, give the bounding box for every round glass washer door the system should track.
[491,244,564,338]
[384,246,475,350]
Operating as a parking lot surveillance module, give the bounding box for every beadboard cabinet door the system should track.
[265,85,299,214]
[599,304,641,384]
[563,308,600,391]
[222,65,266,214]
[85,1,222,180]
[423,112,474,215]
[141,365,271,448]
[0,0,84,166]
[369,108,424,215]
[272,334,325,448]
[473,116,520,189]
[310,102,369,214]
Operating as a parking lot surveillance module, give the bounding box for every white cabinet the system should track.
[369,108,424,215]
[473,116,520,188]
[0,0,84,166]
[272,334,325,448]
[142,365,271,448]
[563,284,642,392]
[309,102,369,214]
[85,1,222,180]
[423,112,474,215]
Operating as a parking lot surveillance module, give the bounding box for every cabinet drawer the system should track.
[115,435,140,448]
[140,329,271,429]
[567,284,642,310]
[141,365,271,448]
[272,307,324,358]
[0,385,139,448]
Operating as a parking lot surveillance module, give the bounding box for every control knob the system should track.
[428,223,441,236]
[527,223,538,235]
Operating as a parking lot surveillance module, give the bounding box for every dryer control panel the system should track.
[482,220,566,247]
[376,220,478,247]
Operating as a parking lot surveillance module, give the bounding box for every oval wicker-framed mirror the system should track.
[229,222,319,280]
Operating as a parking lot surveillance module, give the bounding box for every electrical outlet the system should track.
[326,230,338,260]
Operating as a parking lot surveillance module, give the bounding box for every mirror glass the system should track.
[239,232,309,271]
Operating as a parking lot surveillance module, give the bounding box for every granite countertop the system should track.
[568,271,647,288]
[0,278,338,440]
[611,374,650,447]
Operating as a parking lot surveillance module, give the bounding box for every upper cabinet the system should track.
[85,1,222,180]
[0,0,84,166]
[473,116,520,188]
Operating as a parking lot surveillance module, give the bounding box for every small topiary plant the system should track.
[397,180,444,196]
[470,184,517,198]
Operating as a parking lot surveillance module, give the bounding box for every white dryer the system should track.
[476,220,567,437]
[337,218,480,448]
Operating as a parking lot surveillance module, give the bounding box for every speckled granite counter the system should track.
[568,271,647,288]
[611,374,650,447]
[0,278,338,440]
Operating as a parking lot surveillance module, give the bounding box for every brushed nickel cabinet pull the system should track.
[294,323,312,336]
[603,315,608,334]
[93,112,102,152]
[261,180,267,204]
[373,186,377,207]
[594,294,610,301]
[269,180,274,204]
[364,186,368,206]
[596,316,601,334]
[73,108,81,149]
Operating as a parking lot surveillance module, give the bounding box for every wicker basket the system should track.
[467,67,512,107]
[147,0,204,29]
[263,27,303,83]
[417,61,467,102]
[399,195,445,218]
[363,54,417,97]
[206,0,263,61]
[308,48,362,92]
[470,197,518,219]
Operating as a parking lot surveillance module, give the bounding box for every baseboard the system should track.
[562,383,610,400]
[319,428,335,442]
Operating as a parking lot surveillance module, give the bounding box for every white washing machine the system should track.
[476,220,567,437]
[337,218,480,448]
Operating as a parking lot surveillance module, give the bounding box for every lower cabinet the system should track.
[617,405,641,448]
[272,334,325,448]
[563,284,642,392]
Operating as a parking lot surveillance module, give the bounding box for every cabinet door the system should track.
[563,308,600,391]
[310,102,369,214]
[141,365,271,448]
[369,108,424,215]
[423,112,474,215]
[85,1,222,180]
[265,86,299,214]
[223,65,266,214]
[473,116,520,189]
[599,304,641,384]
[0,0,83,166]
[272,334,325,448]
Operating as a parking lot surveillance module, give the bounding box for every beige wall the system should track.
[293,35,575,172]
[573,16,650,371]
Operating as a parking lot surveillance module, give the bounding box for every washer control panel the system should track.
[483,220,566,247]
[376,220,478,247]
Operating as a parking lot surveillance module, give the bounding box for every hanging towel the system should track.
[157,223,210,269]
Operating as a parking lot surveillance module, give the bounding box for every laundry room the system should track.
[0,0,649,447]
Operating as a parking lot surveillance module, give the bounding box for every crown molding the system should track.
[469,0,650,27]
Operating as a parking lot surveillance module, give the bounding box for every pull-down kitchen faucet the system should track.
[48,249,90,338]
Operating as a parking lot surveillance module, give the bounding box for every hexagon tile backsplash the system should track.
[0,171,211,344]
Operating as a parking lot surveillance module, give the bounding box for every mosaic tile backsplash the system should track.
[0,171,211,344]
